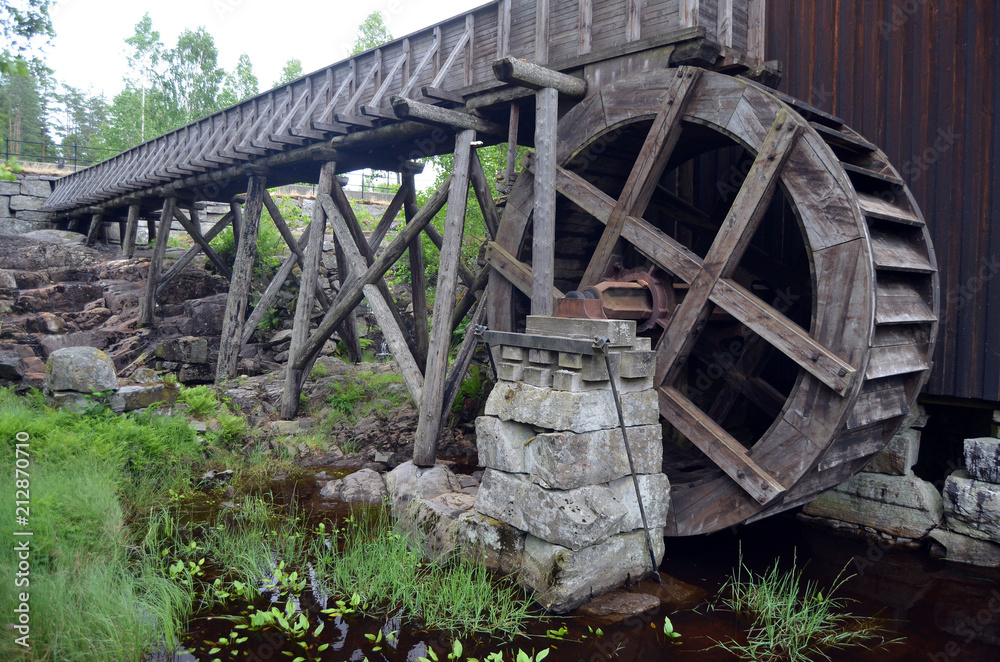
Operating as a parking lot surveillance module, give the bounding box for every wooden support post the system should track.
[281,162,336,418]
[230,199,243,248]
[242,220,316,342]
[413,129,474,467]
[469,149,501,240]
[139,199,176,327]
[146,216,156,243]
[117,219,126,247]
[121,204,140,257]
[535,0,550,63]
[531,86,558,317]
[216,172,266,383]
[403,171,429,369]
[718,0,734,47]
[747,0,766,62]
[85,213,103,246]
[333,239,364,363]
[498,0,511,58]
[680,0,700,28]
[504,102,520,190]
[172,206,232,280]
[492,57,588,98]
[578,0,592,55]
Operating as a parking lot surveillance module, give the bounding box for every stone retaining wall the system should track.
[0,164,69,234]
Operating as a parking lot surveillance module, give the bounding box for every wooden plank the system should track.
[846,379,910,429]
[216,173,266,383]
[626,0,642,41]
[414,129,474,467]
[578,0,593,54]
[865,343,930,379]
[368,185,408,251]
[855,191,923,226]
[431,22,473,88]
[817,425,884,471]
[505,102,520,187]
[654,110,802,388]
[869,229,935,273]
[282,163,336,418]
[580,68,701,288]
[498,0,511,58]
[469,149,501,240]
[156,212,232,297]
[680,0,699,28]
[531,86,558,317]
[121,204,140,258]
[139,199,176,327]
[746,0,765,61]
[659,385,785,505]
[85,213,103,246]
[172,206,232,281]
[875,279,936,324]
[486,241,566,300]
[717,0,733,46]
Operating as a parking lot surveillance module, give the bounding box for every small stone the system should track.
[268,420,302,436]
[0,350,25,380]
[110,383,180,413]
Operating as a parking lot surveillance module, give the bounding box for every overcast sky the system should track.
[47,0,488,98]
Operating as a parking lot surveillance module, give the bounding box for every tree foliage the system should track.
[273,58,303,88]
[351,12,393,55]
[0,0,54,77]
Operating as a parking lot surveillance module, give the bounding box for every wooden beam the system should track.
[492,57,588,99]
[498,0,511,58]
[85,213,103,246]
[579,68,701,288]
[367,185,408,251]
[469,149,501,239]
[156,211,232,297]
[121,204,140,258]
[578,0,592,55]
[292,176,452,373]
[139,199,176,327]
[282,162,336,418]
[504,102,520,189]
[452,265,490,331]
[216,173,266,383]
[680,0,700,28]
[718,0,734,47]
[391,97,505,136]
[535,0,550,63]
[230,199,243,249]
[423,222,476,288]
[531,86,558,316]
[403,171,429,369]
[659,385,785,505]
[747,0,766,61]
[442,295,489,424]
[172,206,232,280]
[485,242,565,300]
[626,0,641,41]
[413,129,475,467]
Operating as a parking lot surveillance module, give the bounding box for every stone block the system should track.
[943,472,1000,544]
[455,511,526,574]
[177,363,214,383]
[9,195,45,211]
[484,381,659,433]
[476,416,534,475]
[864,428,920,475]
[618,350,656,379]
[802,472,942,539]
[526,316,636,347]
[156,336,209,364]
[528,426,663,490]
[474,469,668,549]
[0,196,8,217]
[519,529,664,613]
[0,181,19,195]
[45,346,118,394]
[495,361,522,382]
[929,529,1000,568]
[964,437,1000,484]
[320,468,387,504]
[549,368,653,393]
[182,294,228,336]
[109,383,180,413]
[11,210,52,223]
[521,366,552,388]
[20,178,51,197]
[528,348,555,365]
[0,350,25,380]
[558,352,583,369]
[499,345,524,361]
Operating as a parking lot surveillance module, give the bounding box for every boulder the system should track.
[963,437,1000,484]
[576,590,661,620]
[942,472,1000,543]
[320,468,387,504]
[0,350,25,380]
[45,346,118,394]
[802,472,943,539]
[109,383,180,413]
[156,336,209,364]
[928,529,1000,567]
[181,294,228,336]
[386,461,464,509]
[864,428,920,475]
[519,529,664,613]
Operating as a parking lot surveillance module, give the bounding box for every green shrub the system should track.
[176,385,218,418]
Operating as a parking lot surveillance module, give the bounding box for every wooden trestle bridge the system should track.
[45,0,938,536]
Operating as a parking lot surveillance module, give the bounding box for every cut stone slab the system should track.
[484,381,659,433]
[45,346,118,394]
[109,383,180,413]
[20,178,51,197]
[864,428,920,476]
[963,437,1000,484]
[942,472,1000,544]
[929,529,1000,567]
[474,469,669,550]
[801,472,942,539]
[156,336,209,364]
[525,316,637,347]
[9,195,45,211]
[575,590,661,620]
[456,511,526,574]
[519,528,665,613]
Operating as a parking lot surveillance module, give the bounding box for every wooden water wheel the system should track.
[487,67,938,536]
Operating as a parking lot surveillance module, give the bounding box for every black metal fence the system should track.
[3,139,120,169]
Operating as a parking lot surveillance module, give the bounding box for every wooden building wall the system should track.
[766,0,1000,402]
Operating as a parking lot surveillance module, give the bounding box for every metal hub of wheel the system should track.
[487,67,938,536]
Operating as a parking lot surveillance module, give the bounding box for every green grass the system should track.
[323,370,411,428]
[175,384,219,418]
[711,549,900,661]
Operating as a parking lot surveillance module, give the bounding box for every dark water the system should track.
[174,471,1000,662]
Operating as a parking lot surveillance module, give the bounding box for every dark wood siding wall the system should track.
[766,0,1000,402]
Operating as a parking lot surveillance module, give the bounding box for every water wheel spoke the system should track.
[658,385,786,504]
[578,69,701,288]
[654,110,803,386]
[712,278,856,395]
